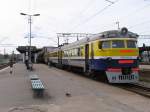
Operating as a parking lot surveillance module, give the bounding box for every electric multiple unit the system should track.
[46,28,139,83]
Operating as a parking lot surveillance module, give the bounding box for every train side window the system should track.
[71,49,74,56]
[69,50,71,56]
[66,51,69,57]
[66,51,68,57]
[71,49,73,56]
[75,49,78,56]
[78,48,80,56]
[99,41,110,49]
[72,49,74,56]
[63,51,65,57]
[64,51,68,57]
[81,47,83,56]
[73,49,75,56]
[67,51,69,57]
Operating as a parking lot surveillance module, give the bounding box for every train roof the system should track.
[48,28,138,52]
[60,28,138,50]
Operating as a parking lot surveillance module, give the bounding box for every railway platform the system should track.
[139,65,150,83]
[140,64,150,71]
[0,63,150,112]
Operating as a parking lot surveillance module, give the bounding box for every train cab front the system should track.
[98,29,139,83]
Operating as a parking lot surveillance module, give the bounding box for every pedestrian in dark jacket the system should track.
[25,60,29,69]
[9,59,13,74]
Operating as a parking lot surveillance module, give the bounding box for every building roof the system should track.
[16,46,42,53]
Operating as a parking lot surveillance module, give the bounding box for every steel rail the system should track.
[114,83,150,98]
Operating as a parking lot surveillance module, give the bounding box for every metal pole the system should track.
[57,35,59,47]
[29,15,32,66]
[116,21,120,30]
[12,50,14,62]
[77,35,79,41]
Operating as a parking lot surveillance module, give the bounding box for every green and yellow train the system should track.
[45,28,139,83]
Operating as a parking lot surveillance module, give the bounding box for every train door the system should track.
[58,49,62,65]
[90,43,94,70]
[85,44,89,72]
[91,43,94,60]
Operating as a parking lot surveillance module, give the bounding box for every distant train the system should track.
[44,28,139,83]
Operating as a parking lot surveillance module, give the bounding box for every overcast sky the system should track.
[0,0,150,54]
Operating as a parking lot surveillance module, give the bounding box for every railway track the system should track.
[0,63,9,70]
[114,83,150,98]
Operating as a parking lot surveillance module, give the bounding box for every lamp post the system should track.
[20,13,40,70]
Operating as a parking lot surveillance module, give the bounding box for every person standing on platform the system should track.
[9,59,13,74]
[25,59,29,69]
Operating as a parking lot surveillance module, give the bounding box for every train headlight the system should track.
[121,27,128,35]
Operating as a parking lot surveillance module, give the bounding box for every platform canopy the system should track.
[16,46,42,54]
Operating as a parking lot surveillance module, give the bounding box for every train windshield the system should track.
[127,40,137,48]
[112,40,125,48]
[100,40,137,49]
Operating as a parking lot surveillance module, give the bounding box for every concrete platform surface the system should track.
[140,65,150,71]
[0,63,149,112]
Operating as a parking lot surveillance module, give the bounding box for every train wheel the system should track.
[89,71,97,80]
[67,66,71,71]
[92,71,108,82]
[99,71,108,82]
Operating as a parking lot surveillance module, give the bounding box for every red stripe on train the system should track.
[120,50,135,53]
[118,60,134,64]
